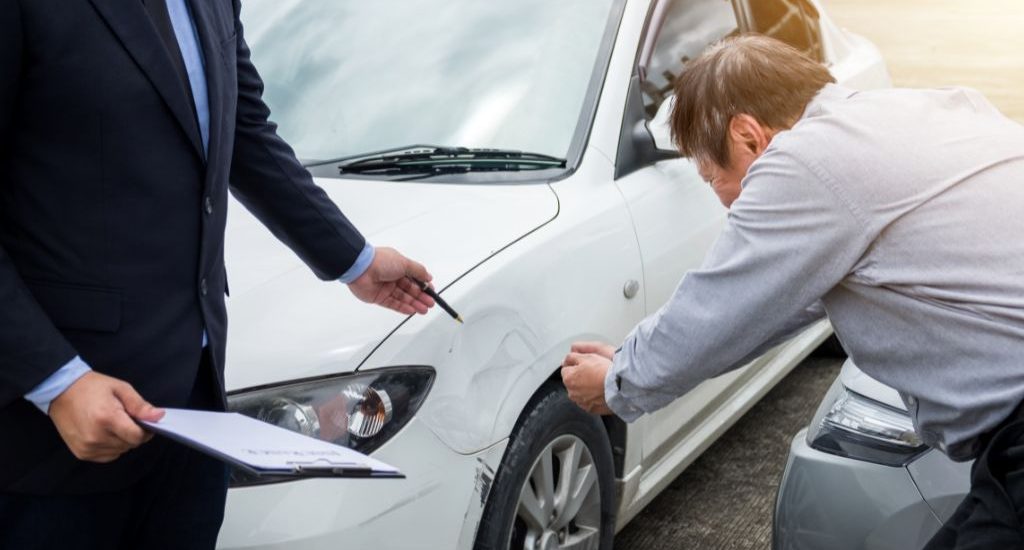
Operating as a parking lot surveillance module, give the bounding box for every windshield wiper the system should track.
[336,145,566,176]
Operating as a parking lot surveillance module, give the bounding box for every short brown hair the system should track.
[669,34,835,166]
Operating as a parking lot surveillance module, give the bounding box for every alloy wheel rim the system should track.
[507,434,601,550]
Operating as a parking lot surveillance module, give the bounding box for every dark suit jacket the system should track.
[0,0,365,494]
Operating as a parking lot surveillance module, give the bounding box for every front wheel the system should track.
[474,384,616,550]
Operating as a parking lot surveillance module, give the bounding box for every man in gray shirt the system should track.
[561,35,1024,548]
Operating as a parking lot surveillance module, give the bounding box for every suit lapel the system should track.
[88,0,206,161]
[186,0,226,180]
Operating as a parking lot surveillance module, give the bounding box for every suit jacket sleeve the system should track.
[0,1,80,407]
[226,0,366,281]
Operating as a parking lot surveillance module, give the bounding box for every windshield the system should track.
[240,0,617,164]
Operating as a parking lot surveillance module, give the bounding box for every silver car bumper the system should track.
[773,429,943,550]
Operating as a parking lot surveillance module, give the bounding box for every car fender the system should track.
[357,149,647,455]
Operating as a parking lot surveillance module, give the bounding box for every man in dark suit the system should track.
[0,0,435,548]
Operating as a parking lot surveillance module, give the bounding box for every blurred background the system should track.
[827,0,1024,122]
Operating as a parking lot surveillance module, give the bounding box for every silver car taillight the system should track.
[808,388,928,467]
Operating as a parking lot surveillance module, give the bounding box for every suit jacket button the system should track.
[200,278,208,296]
[204,196,214,215]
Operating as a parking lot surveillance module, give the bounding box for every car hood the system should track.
[223,177,558,391]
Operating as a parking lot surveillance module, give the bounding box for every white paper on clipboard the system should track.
[141,408,402,478]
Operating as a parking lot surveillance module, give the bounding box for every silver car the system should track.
[774,360,971,549]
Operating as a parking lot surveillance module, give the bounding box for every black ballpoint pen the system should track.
[410,277,463,324]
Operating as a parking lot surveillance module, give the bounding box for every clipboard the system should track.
[141,408,404,479]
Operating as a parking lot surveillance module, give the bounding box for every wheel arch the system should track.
[473,375,619,550]
[504,369,629,480]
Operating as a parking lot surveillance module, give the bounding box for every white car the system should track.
[218,1,890,548]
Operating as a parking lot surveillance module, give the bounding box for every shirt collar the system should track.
[798,83,858,122]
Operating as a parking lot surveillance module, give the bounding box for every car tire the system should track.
[474,383,616,550]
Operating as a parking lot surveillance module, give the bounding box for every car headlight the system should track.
[808,388,928,467]
[227,366,434,487]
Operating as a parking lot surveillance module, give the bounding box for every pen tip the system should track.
[456,316,464,324]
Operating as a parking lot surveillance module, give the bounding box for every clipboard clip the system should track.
[287,457,373,477]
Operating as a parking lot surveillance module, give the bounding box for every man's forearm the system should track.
[606,301,827,420]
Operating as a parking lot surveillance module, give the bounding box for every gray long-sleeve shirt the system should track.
[606,84,1024,461]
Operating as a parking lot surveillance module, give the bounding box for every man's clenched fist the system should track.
[560,341,617,415]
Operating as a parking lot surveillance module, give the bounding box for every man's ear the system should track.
[728,114,772,157]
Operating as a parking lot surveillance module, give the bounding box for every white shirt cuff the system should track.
[24,356,93,415]
[338,243,375,284]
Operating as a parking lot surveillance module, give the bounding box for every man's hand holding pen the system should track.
[348,247,463,323]
[348,247,436,315]
[410,277,463,324]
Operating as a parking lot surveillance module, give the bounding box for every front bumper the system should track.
[217,418,507,550]
[773,429,942,550]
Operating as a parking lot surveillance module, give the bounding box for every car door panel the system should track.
[614,0,755,474]
[614,155,779,465]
